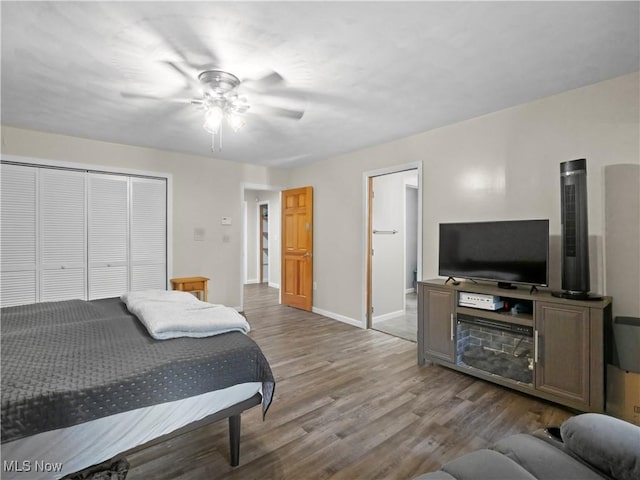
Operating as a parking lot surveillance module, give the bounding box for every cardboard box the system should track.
[606,364,640,426]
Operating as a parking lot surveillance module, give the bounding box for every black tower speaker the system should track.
[553,158,600,300]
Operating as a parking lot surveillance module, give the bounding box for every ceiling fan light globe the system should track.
[227,113,246,132]
[203,106,223,133]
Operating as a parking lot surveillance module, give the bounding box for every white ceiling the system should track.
[2,2,638,168]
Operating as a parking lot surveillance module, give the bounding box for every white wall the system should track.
[2,73,637,320]
[288,72,640,325]
[0,126,289,309]
[604,164,640,318]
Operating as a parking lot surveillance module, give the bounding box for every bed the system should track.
[1,297,275,480]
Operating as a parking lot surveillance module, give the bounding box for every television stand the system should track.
[417,278,612,413]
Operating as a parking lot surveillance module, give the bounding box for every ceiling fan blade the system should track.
[171,18,223,70]
[264,154,312,168]
[162,61,202,92]
[263,87,345,106]
[240,71,286,91]
[251,104,305,120]
[144,16,222,71]
[120,91,196,104]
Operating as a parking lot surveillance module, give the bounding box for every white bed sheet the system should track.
[1,382,262,480]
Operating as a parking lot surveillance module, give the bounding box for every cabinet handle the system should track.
[450,313,455,341]
[534,330,539,364]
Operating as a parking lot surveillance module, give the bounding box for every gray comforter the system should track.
[1,297,275,443]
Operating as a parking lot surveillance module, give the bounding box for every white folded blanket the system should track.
[121,289,250,340]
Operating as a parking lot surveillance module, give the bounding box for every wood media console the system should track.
[418,279,612,412]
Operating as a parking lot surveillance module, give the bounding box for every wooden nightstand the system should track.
[170,276,209,302]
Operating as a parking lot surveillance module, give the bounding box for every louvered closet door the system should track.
[130,177,167,290]
[88,173,129,299]
[39,169,87,302]
[0,164,38,307]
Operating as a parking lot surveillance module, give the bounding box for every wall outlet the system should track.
[313,282,317,290]
[221,216,232,225]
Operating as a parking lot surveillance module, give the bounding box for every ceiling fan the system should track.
[122,60,306,151]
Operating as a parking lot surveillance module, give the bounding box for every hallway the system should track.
[373,292,417,342]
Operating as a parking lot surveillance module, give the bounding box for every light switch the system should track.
[221,216,232,226]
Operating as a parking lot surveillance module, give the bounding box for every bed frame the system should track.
[124,392,262,466]
[3,297,273,478]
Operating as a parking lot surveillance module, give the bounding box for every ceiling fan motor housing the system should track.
[198,70,241,95]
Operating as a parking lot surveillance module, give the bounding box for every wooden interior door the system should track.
[281,186,313,311]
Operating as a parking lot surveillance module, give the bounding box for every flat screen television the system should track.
[439,219,549,288]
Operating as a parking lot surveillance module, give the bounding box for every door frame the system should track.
[239,183,285,311]
[405,184,419,298]
[257,201,269,284]
[362,162,422,328]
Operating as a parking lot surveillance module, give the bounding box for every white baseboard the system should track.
[312,307,364,329]
[372,309,404,324]
[268,282,280,289]
[405,288,416,294]
[245,279,259,285]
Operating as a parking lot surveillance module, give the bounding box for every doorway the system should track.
[365,164,421,342]
[241,185,283,310]
[259,203,269,284]
[240,183,313,313]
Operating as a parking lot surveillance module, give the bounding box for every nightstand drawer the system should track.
[182,281,204,292]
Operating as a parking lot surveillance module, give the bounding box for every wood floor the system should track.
[126,284,573,480]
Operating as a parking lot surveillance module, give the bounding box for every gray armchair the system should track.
[413,414,640,480]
